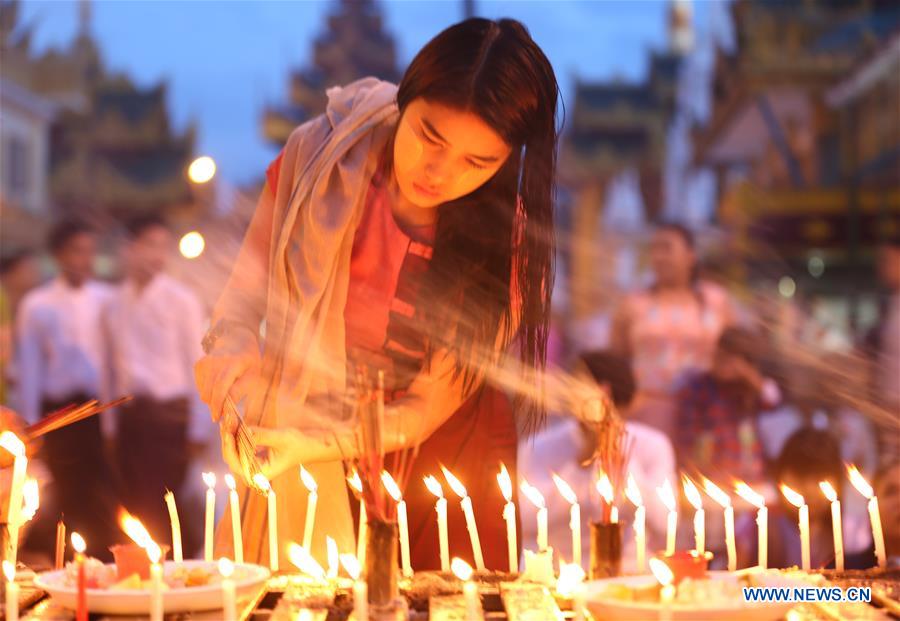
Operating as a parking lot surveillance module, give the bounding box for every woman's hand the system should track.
[249,426,307,480]
[194,327,261,423]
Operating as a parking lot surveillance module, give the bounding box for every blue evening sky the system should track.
[18,0,714,185]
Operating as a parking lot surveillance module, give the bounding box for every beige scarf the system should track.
[214,78,400,565]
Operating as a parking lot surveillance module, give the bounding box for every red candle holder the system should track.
[109,544,170,580]
[653,550,712,584]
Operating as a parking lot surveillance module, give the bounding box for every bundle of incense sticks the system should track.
[351,365,419,522]
[25,397,133,441]
[585,395,632,524]
[224,395,265,493]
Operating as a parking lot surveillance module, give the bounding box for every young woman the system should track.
[610,224,737,440]
[194,18,559,569]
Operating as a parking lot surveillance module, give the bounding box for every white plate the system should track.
[585,570,803,621]
[35,560,270,615]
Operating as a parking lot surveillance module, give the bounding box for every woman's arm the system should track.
[609,299,633,359]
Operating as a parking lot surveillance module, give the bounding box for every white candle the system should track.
[0,432,27,566]
[657,479,677,556]
[219,558,237,621]
[4,560,18,621]
[819,481,844,572]
[847,465,887,569]
[326,536,338,580]
[340,553,368,621]
[497,465,518,573]
[203,472,216,562]
[382,471,412,578]
[253,474,279,572]
[554,474,581,567]
[71,533,87,621]
[781,484,810,571]
[735,482,767,569]
[649,558,675,621]
[163,491,183,563]
[625,475,646,572]
[682,477,704,555]
[520,479,548,551]
[443,467,485,571]
[300,466,318,553]
[537,507,549,552]
[347,471,367,565]
[224,474,243,563]
[424,475,451,572]
[703,479,736,572]
[148,544,163,621]
[452,558,479,621]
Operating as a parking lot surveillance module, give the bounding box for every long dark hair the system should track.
[396,18,559,423]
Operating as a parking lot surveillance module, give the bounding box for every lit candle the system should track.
[625,474,646,572]
[443,467,485,571]
[163,490,183,563]
[4,560,18,621]
[819,481,844,572]
[347,471,368,566]
[382,471,412,578]
[219,558,237,621]
[519,479,548,551]
[287,542,326,582]
[703,479,736,572]
[71,532,87,621]
[341,554,368,621]
[224,474,243,563]
[596,472,617,525]
[0,432,27,566]
[424,475,451,572]
[682,477,704,555]
[649,557,675,621]
[300,466,318,553]
[735,481,767,569]
[553,473,581,567]
[326,536,339,580]
[148,543,163,621]
[556,563,586,621]
[203,472,216,562]
[847,464,887,570]
[656,479,677,556]
[781,483,810,571]
[452,558,480,621]
[253,473,279,572]
[19,478,38,525]
[497,465,518,573]
[54,519,66,570]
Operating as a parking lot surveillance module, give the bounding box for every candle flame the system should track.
[625,473,643,507]
[71,532,86,554]
[2,560,14,582]
[21,477,39,520]
[381,471,402,502]
[497,463,513,502]
[734,481,765,508]
[441,466,468,499]
[340,553,360,580]
[218,557,234,578]
[347,470,362,494]
[299,466,318,493]
[649,557,674,586]
[147,542,161,565]
[657,478,676,512]
[703,478,732,508]
[556,562,586,597]
[288,543,326,581]
[224,473,237,491]
[846,464,873,499]
[818,481,837,503]
[780,483,805,508]
[519,479,546,509]
[119,509,156,550]
[202,472,216,489]
[0,431,25,456]
[682,476,703,510]
[451,557,473,581]
[553,473,578,505]
[595,472,614,504]
[327,536,339,577]
[252,473,271,493]
[424,475,444,499]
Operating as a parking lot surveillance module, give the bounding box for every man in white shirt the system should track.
[102,215,211,554]
[15,220,121,558]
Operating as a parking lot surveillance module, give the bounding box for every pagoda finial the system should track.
[669,0,693,54]
[78,0,92,37]
[463,0,475,19]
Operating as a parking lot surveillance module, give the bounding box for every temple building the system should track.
[691,0,900,330]
[0,0,197,250]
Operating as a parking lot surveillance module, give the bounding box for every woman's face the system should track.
[649,229,695,287]
[393,98,512,208]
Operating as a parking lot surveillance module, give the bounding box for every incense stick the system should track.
[25,397,133,441]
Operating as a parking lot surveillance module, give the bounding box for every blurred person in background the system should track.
[15,220,120,559]
[610,223,738,441]
[873,240,900,447]
[0,249,40,406]
[873,460,900,566]
[102,214,212,554]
